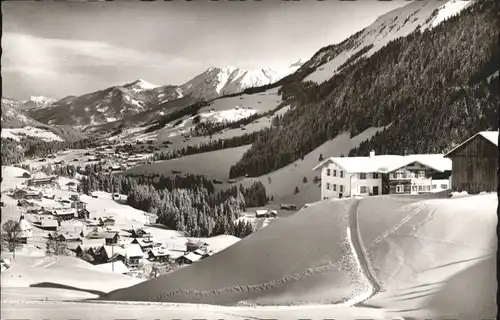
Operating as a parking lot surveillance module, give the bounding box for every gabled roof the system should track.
[383,154,451,173]
[445,131,499,157]
[149,247,171,257]
[313,155,403,174]
[125,244,144,258]
[186,240,208,247]
[313,154,451,174]
[88,231,119,239]
[178,252,202,263]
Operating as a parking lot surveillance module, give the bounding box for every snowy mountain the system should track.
[1,98,47,128]
[28,66,284,128]
[122,79,160,93]
[26,96,57,109]
[179,66,283,100]
[300,0,474,84]
[27,80,181,129]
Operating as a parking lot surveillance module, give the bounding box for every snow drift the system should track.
[105,193,496,319]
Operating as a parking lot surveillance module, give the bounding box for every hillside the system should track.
[124,128,380,208]
[104,193,496,320]
[230,0,499,178]
[300,0,470,84]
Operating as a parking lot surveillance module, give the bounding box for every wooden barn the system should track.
[444,131,498,194]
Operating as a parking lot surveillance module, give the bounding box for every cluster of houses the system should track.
[313,131,498,199]
[44,225,215,275]
[79,150,153,172]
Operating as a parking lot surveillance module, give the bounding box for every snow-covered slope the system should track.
[180,66,282,100]
[1,98,44,128]
[301,0,473,84]
[122,79,160,93]
[1,126,64,142]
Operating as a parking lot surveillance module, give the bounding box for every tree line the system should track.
[39,162,267,238]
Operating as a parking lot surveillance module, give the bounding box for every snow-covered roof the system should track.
[149,247,171,257]
[41,219,58,227]
[313,154,451,174]
[81,238,106,247]
[179,252,202,263]
[383,154,452,173]
[445,131,499,157]
[125,244,144,258]
[97,261,130,274]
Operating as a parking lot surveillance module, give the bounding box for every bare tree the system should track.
[1,220,22,259]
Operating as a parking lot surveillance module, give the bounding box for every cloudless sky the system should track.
[2,0,406,100]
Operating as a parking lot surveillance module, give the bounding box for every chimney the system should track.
[370,150,375,158]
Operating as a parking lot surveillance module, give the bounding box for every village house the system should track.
[131,237,158,252]
[96,246,127,264]
[313,151,452,199]
[384,154,452,195]
[255,209,278,218]
[13,189,43,200]
[124,244,144,269]
[48,231,81,243]
[74,238,106,258]
[27,176,58,187]
[100,217,116,228]
[52,208,78,221]
[128,228,152,239]
[444,131,498,194]
[87,231,119,245]
[175,252,202,265]
[18,216,33,244]
[39,216,59,231]
[147,246,171,262]
[185,240,209,253]
[77,208,90,220]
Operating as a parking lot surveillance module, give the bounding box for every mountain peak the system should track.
[123,79,159,92]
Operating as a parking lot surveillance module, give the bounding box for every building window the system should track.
[425,185,430,192]
[373,173,379,179]
[333,170,337,177]
[327,169,331,176]
[326,183,331,190]
[392,172,397,179]
[441,184,448,189]
[359,173,367,180]
[418,171,425,179]
[409,172,415,178]
[340,170,344,178]
[411,185,417,191]
[339,185,344,192]
[432,184,437,190]
[324,197,328,200]
[360,186,367,193]
[333,184,337,191]
[418,185,423,192]
[396,185,404,193]
[396,171,404,179]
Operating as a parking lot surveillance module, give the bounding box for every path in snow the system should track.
[348,199,380,305]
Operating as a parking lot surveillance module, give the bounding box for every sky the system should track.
[2,0,406,100]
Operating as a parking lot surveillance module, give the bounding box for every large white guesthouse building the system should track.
[312,151,452,200]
